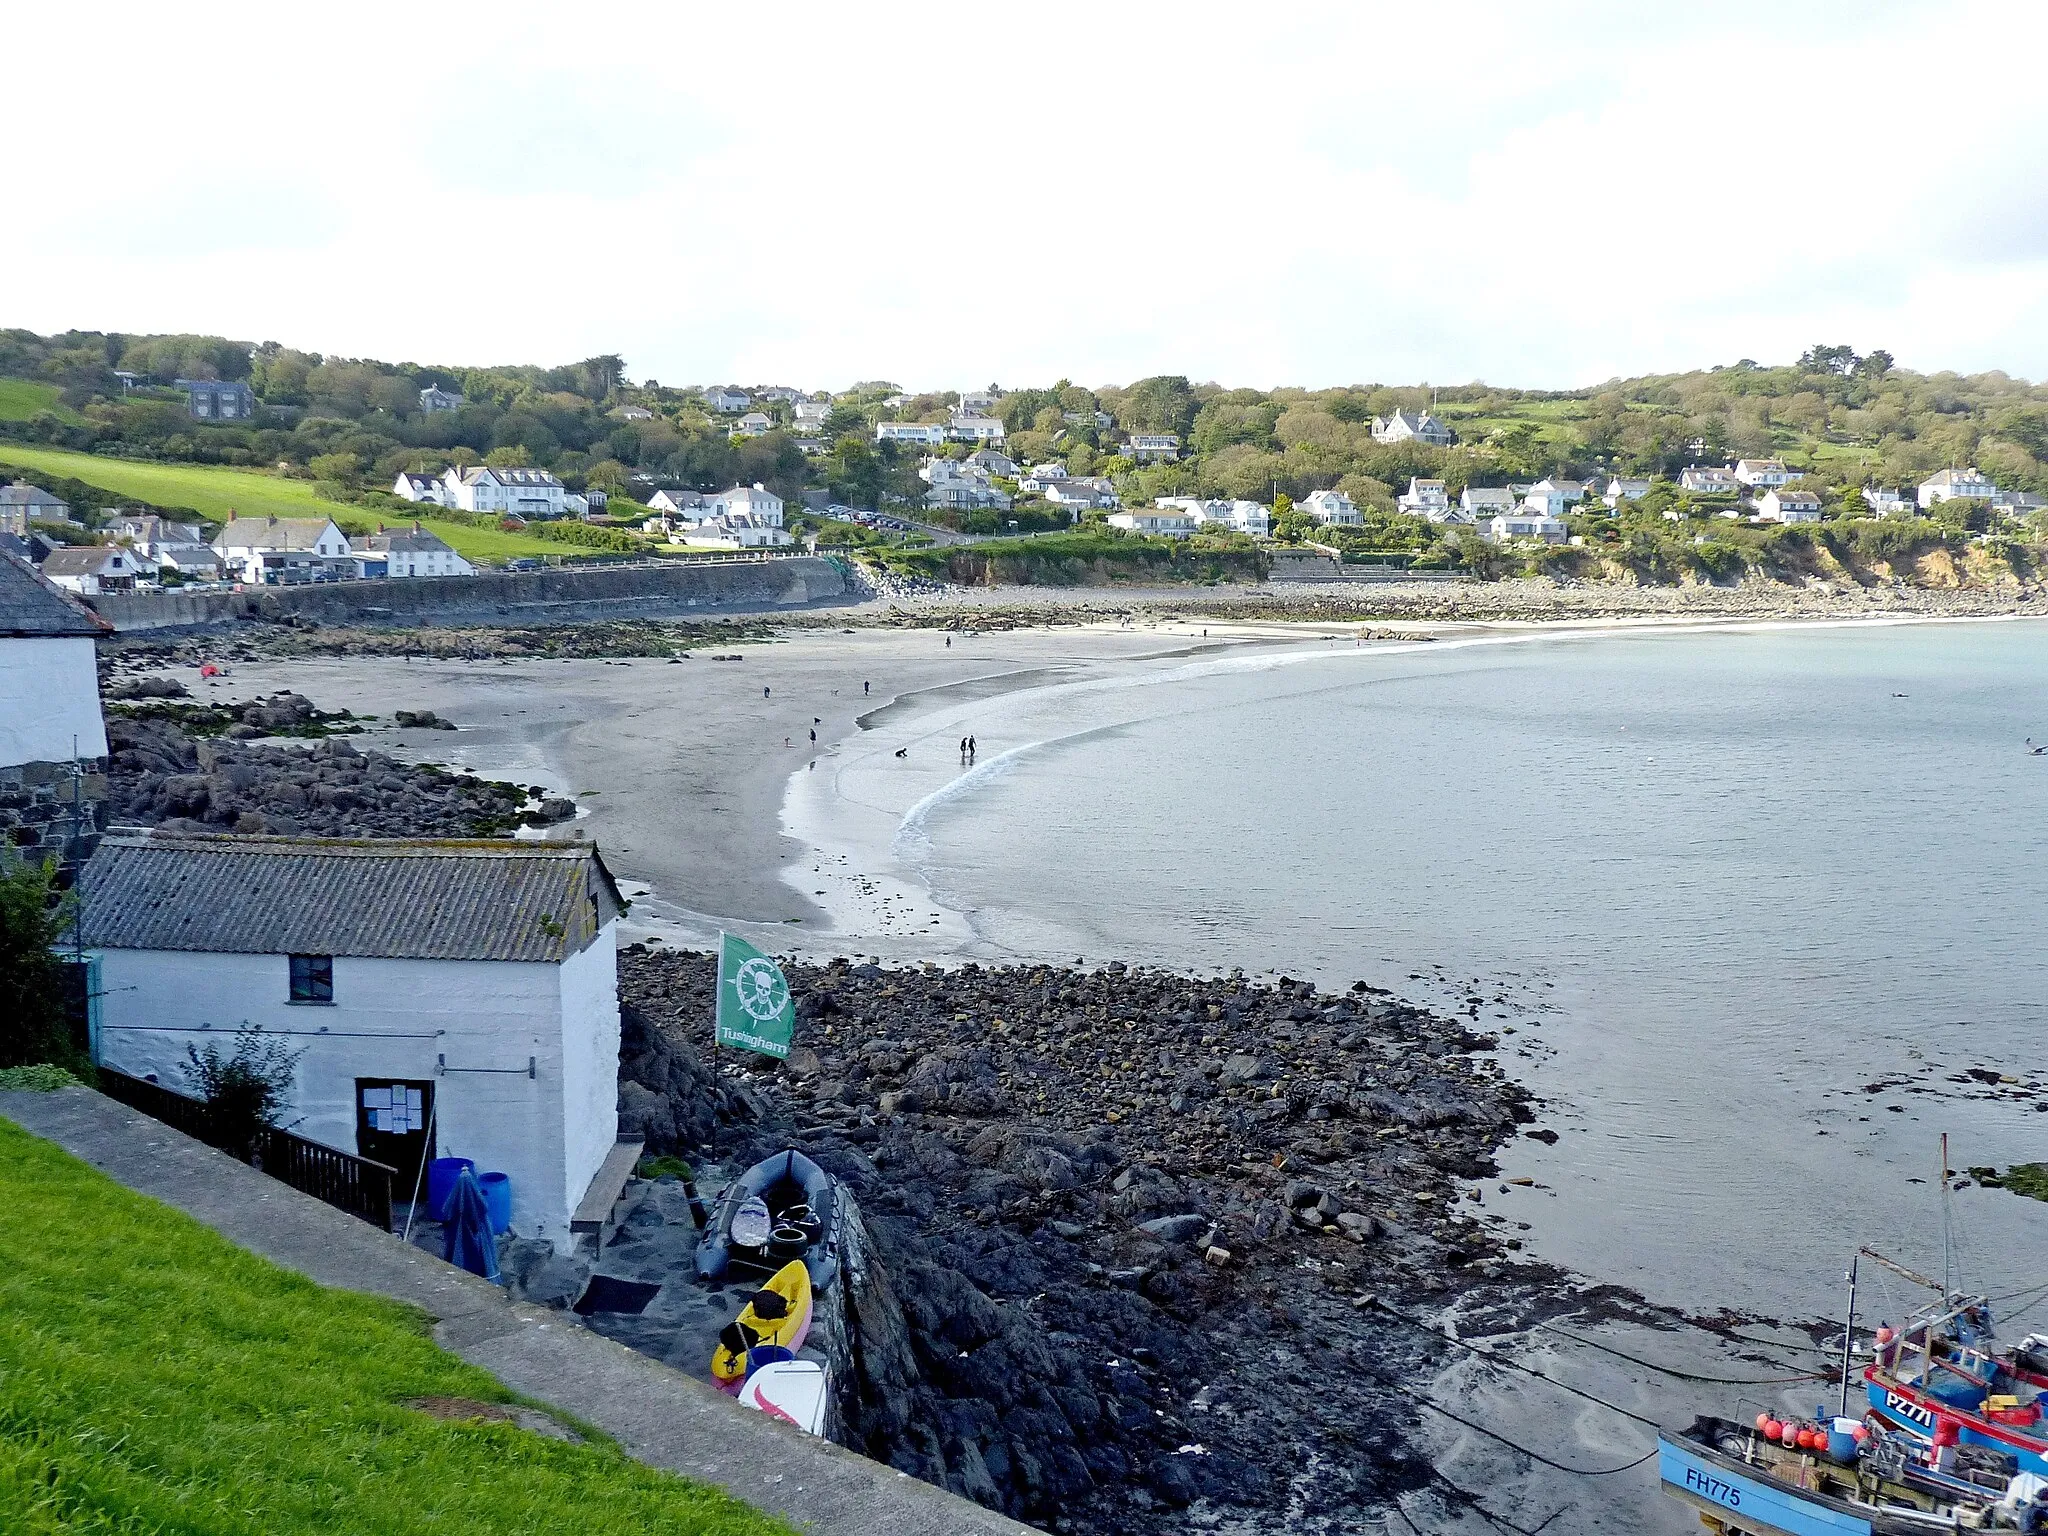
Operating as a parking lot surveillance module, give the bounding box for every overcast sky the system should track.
[9,1,2044,392]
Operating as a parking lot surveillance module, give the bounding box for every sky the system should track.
[9,1,2047,393]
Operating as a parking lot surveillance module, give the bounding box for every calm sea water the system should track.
[885,620,2048,1326]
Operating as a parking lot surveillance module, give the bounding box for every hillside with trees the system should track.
[4,327,2046,585]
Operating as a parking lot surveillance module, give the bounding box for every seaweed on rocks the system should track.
[617,947,1558,1535]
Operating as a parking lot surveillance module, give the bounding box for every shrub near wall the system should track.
[533,521,646,553]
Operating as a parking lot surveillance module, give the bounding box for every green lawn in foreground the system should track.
[0,1114,793,1536]
[0,378,82,425]
[0,444,591,564]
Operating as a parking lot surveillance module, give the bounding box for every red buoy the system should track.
[1756,1412,1772,1433]
[1780,1423,1800,1447]
[1797,1426,1817,1450]
[1763,1418,1784,1440]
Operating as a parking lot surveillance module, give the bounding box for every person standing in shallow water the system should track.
[968,735,977,760]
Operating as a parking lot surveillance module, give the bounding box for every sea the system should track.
[789,618,2048,1335]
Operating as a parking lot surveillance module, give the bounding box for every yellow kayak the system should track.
[712,1260,813,1393]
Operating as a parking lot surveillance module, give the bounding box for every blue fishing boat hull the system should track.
[1659,1435,1873,1536]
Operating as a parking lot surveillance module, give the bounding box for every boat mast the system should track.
[1839,1252,1860,1418]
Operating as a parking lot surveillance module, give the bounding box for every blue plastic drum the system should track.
[478,1170,512,1234]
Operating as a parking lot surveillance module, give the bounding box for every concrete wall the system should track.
[556,926,621,1224]
[1,637,106,763]
[87,555,849,633]
[94,939,620,1249]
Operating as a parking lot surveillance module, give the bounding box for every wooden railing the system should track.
[97,1069,397,1232]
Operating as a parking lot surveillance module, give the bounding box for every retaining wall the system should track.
[87,556,850,633]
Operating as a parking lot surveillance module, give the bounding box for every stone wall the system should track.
[85,556,851,633]
[0,757,106,879]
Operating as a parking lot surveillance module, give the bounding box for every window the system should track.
[288,954,334,1003]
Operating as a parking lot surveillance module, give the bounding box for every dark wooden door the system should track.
[355,1079,436,1201]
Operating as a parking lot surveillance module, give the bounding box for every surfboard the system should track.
[742,1360,829,1435]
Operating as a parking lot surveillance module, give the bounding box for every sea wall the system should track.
[86,556,849,633]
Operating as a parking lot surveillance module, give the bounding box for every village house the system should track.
[1457,486,1514,522]
[967,448,1018,477]
[1520,477,1584,517]
[1756,487,1823,524]
[1158,497,1269,537]
[921,459,1012,512]
[178,378,255,421]
[1040,478,1119,513]
[702,387,750,414]
[419,386,465,413]
[1016,464,1067,492]
[415,466,571,519]
[1394,479,1448,519]
[80,832,627,1251]
[1732,458,1793,489]
[0,552,111,871]
[0,480,75,534]
[40,545,147,595]
[1298,488,1360,526]
[615,405,653,422]
[876,422,947,446]
[1108,507,1197,537]
[707,483,785,528]
[212,515,354,584]
[1603,477,1652,506]
[353,524,476,578]
[1126,433,1180,462]
[945,411,1006,444]
[646,489,707,519]
[1370,408,1452,446]
[1861,487,1909,517]
[1679,465,1741,496]
[107,516,222,579]
[792,400,831,430]
[1918,467,1999,508]
[958,390,1000,414]
[1487,507,1567,544]
[732,412,774,438]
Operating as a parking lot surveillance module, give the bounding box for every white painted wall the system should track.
[0,636,107,766]
[93,943,612,1249]
[556,923,621,1222]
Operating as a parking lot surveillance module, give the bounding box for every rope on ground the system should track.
[1428,1467,1570,1536]
[1381,1378,1661,1477]
[1525,1319,1838,1387]
[1369,1298,1666,1428]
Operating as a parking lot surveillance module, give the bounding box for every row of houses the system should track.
[391,464,601,520]
[38,514,480,593]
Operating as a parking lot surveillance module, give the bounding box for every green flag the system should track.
[714,932,794,1060]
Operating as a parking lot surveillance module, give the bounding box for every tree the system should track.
[182,1026,301,1160]
[1837,485,1869,519]
[307,451,363,487]
[1858,350,1895,379]
[0,852,73,1070]
[1798,343,1861,376]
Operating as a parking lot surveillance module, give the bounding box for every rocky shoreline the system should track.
[612,945,1610,1534]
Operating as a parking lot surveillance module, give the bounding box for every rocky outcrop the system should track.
[617,947,1556,1535]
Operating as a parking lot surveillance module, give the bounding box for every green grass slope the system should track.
[0,1115,793,1536]
[0,444,588,564]
[0,379,83,425]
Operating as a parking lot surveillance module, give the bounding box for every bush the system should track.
[0,852,74,1071]
[181,1026,301,1159]
[533,520,645,553]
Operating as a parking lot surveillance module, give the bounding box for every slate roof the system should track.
[213,516,339,551]
[39,546,131,577]
[0,550,111,635]
[357,526,458,554]
[80,832,624,962]
[0,481,68,511]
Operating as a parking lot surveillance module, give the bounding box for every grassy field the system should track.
[0,1114,793,1536]
[0,379,82,425]
[0,444,589,564]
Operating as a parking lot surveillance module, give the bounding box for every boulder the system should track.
[1136,1214,1207,1244]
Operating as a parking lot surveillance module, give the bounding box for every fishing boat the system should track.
[1659,1412,2048,1533]
[1860,1276,2048,1478]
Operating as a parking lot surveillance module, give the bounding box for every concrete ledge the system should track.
[0,1087,1037,1536]
[572,1136,644,1234]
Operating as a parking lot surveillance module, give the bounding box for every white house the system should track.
[1016,463,1068,491]
[1297,488,1361,526]
[1394,480,1447,520]
[1603,477,1652,506]
[958,389,1001,414]
[213,516,354,584]
[615,405,654,422]
[967,449,1018,477]
[708,482,785,527]
[442,466,570,519]
[945,412,1007,444]
[1756,487,1823,524]
[41,545,146,595]
[0,552,111,869]
[1487,508,1567,543]
[703,387,750,414]
[793,401,832,430]
[1679,466,1741,495]
[1918,467,1999,509]
[392,471,448,506]
[922,460,1012,511]
[1520,477,1584,517]
[1370,409,1452,446]
[732,412,774,438]
[419,387,465,413]
[1041,478,1119,512]
[106,515,222,578]
[354,524,477,578]
[1457,486,1515,522]
[876,422,947,446]
[81,832,627,1252]
[1109,508,1197,537]
[1732,458,1793,489]
[1126,433,1180,462]
[1159,497,1270,538]
[1861,487,1909,517]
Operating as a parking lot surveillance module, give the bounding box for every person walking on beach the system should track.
[968,735,977,760]
[945,635,952,648]
[764,685,771,698]
[863,680,870,696]
[810,727,816,745]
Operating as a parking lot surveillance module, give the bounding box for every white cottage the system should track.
[0,551,111,867]
[82,832,627,1252]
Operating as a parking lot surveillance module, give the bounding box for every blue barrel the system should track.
[1827,1418,1860,1463]
[479,1171,512,1234]
[427,1157,474,1220]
